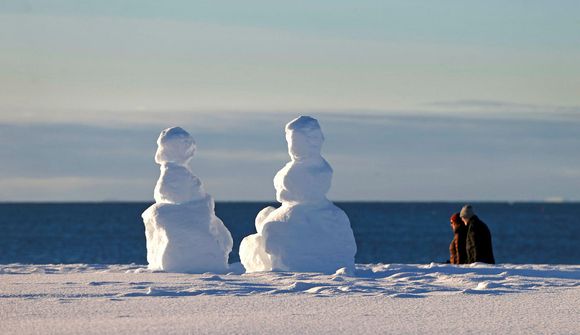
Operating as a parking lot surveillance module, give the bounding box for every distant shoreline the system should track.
[0,200,578,204]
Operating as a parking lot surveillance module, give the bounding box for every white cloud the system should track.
[200,149,287,163]
[422,100,580,124]
[1,111,579,201]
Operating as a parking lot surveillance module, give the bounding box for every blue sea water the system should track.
[0,202,578,265]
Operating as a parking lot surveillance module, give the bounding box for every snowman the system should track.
[239,116,357,273]
[142,127,232,273]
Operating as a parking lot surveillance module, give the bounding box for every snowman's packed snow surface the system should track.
[239,116,357,273]
[141,127,233,273]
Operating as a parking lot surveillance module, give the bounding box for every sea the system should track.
[1,202,579,265]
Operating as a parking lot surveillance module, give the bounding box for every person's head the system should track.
[460,204,475,225]
[450,213,462,232]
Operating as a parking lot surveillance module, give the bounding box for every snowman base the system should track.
[142,197,231,274]
[239,201,357,274]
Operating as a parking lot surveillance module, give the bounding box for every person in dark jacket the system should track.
[460,205,495,264]
[449,213,467,264]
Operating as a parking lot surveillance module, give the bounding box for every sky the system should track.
[0,1,579,201]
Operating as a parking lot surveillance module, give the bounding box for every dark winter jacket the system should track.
[449,224,467,264]
[465,216,495,264]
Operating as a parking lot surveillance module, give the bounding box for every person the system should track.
[449,213,467,264]
[460,204,495,264]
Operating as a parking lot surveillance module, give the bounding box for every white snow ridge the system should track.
[240,116,357,273]
[142,127,233,273]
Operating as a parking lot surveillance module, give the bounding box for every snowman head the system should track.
[155,127,196,165]
[285,116,324,160]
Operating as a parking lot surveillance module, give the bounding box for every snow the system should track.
[0,263,578,334]
[240,116,357,273]
[141,127,233,273]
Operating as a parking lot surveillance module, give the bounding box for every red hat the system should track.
[450,213,462,224]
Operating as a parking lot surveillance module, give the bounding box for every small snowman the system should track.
[142,127,232,273]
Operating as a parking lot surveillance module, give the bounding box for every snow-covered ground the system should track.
[1,263,579,334]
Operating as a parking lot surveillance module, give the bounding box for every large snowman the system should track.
[239,116,357,273]
[142,127,233,273]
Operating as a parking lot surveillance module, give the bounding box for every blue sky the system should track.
[0,1,579,201]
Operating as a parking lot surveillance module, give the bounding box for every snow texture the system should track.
[240,116,357,273]
[142,127,233,273]
[1,263,578,334]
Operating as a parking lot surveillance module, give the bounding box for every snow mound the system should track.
[2,263,578,297]
[142,127,233,273]
[239,116,357,273]
[2,263,579,335]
